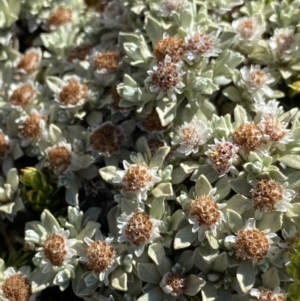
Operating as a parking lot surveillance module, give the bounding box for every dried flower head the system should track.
[160,0,183,16]
[251,179,294,219]
[0,130,10,158]
[56,76,89,108]
[225,218,278,264]
[160,272,186,297]
[145,55,185,101]
[138,109,169,133]
[93,51,119,73]
[232,123,266,155]
[15,48,42,76]
[206,138,239,176]
[187,188,225,241]
[254,99,284,121]
[117,210,161,256]
[0,267,33,301]
[184,29,221,62]
[9,82,36,109]
[154,36,185,62]
[47,7,72,30]
[232,17,264,42]
[89,121,125,156]
[173,120,211,156]
[239,65,274,100]
[250,287,284,301]
[113,160,161,202]
[36,226,77,272]
[67,44,92,62]
[18,109,48,147]
[100,1,129,28]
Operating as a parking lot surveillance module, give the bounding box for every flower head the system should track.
[239,65,274,100]
[45,141,81,175]
[254,99,284,121]
[47,7,72,31]
[0,267,35,301]
[93,51,119,74]
[18,109,48,147]
[55,76,89,108]
[15,48,42,76]
[0,130,10,158]
[9,81,36,109]
[232,17,264,42]
[113,160,161,202]
[251,179,294,219]
[159,0,183,17]
[160,272,186,297]
[232,123,266,156]
[269,28,299,61]
[173,120,211,156]
[138,109,169,133]
[184,29,221,62]
[35,226,77,272]
[225,218,278,264]
[186,188,225,241]
[67,43,92,62]
[205,138,239,176]
[250,287,284,301]
[154,35,185,62]
[145,55,185,102]
[100,1,129,29]
[89,121,125,157]
[117,210,161,257]
[80,231,117,285]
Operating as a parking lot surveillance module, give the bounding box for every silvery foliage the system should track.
[0,0,300,300]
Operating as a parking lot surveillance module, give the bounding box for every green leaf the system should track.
[184,275,205,296]
[222,86,241,102]
[145,15,163,45]
[287,171,300,189]
[148,242,171,276]
[225,195,252,214]
[236,261,256,293]
[213,253,227,273]
[257,211,282,232]
[99,166,118,183]
[262,267,280,290]
[215,177,231,200]
[137,287,164,301]
[150,198,165,219]
[149,146,170,168]
[234,105,249,126]
[229,178,252,197]
[137,263,161,284]
[195,175,212,196]
[174,224,197,249]
[111,267,127,291]
[278,155,300,170]
[197,243,219,263]
[151,183,173,198]
[191,164,219,183]
[226,209,243,233]
[41,209,60,233]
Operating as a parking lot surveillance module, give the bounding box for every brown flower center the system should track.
[67,44,91,62]
[140,109,168,133]
[86,241,115,273]
[257,289,284,301]
[19,113,46,139]
[151,61,180,92]
[163,0,183,12]
[188,195,220,226]
[90,122,125,156]
[237,18,257,40]
[251,179,284,212]
[59,78,88,106]
[186,33,214,55]
[234,228,269,262]
[263,118,288,142]
[47,8,72,28]
[2,275,32,301]
[122,163,152,192]
[207,141,237,174]
[0,133,9,158]
[47,146,72,174]
[232,123,266,154]
[276,33,294,55]
[16,53,40,75]
[126,212,153,246]
[248,69,268,88]
[93,52,119,72]
[10,84,35,107]
[154,37,185,62]
[164,273,186,296]
[179,125,199,147]
[42,234,67,266]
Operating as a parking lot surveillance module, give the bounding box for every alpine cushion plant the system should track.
[1,0,300,300]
